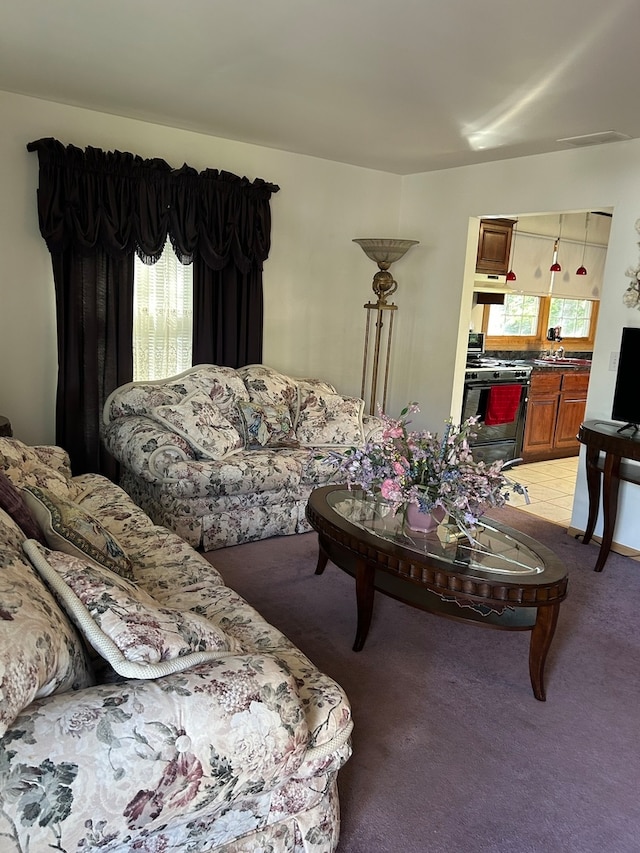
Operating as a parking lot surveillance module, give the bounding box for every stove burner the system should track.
[466,357,531,370]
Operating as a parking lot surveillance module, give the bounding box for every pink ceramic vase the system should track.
[405,503,446,533]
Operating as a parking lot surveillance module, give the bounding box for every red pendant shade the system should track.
[576,212,590,276]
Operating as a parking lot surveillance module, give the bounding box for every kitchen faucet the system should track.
[553,346,565,360]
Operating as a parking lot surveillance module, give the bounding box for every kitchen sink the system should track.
[533,357,592,367]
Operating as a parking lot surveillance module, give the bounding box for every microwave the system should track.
[467,331,485,357]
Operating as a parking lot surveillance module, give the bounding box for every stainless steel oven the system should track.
[462,355,532,465]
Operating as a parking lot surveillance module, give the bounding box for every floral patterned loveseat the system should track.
[0,438,353,853]
[102,364,382,551]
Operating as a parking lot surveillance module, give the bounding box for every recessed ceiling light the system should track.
[557,131,631,147]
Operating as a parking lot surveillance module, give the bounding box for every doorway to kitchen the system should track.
[464,207,613,527]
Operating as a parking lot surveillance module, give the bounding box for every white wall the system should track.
[0,90,401,444]
[399,141,640,548]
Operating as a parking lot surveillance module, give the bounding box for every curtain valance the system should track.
[27,138,280,270]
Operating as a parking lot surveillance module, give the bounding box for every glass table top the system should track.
[327,489,544,578]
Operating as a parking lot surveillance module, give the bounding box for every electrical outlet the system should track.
[609,351,619,372]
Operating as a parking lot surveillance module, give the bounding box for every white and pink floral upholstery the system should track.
[102,364,383,550]
[0,437,353,853]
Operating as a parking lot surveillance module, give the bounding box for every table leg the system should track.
[582,444,602,546]
[353,558,375,652]
[595,452,621,573]
[315,543,329,575]
[529,602,560,702]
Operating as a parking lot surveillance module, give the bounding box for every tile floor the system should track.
[507,455,579,528]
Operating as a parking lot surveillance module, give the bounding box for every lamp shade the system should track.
[353,238,419,269]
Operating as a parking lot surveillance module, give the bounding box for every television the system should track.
[611,327,640,432]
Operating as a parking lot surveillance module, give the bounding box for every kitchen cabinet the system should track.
[522,370,589,462]
[476,219,514,275]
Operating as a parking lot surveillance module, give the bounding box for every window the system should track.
[486,293,541,337]
[548,297,593,339]
[483,293,598,350]
[133,241,193,381]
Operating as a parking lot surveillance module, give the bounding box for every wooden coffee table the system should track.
[306,485,568,701]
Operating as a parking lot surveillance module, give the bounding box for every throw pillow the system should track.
[0,470,47,543]
[23,542,242,680]
[21,485,134,580]
[0,542,94,737]
[295,392,365,447]
[237,400,299,449]
[150,390,243,460]
[237,364,298,410]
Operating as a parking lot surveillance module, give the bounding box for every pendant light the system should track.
[506,220,518,282]
[576,212,590,276]
[550,214,563,272]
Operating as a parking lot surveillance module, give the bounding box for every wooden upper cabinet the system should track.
[476,219,515,275]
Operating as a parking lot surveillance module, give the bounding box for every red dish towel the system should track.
[484,384,522,426]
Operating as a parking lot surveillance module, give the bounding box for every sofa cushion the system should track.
[152,451,303,497]
[238,364,299,412]
[0,470,47,543]
[0,437,72,498]
[295,377,338,422]
[151,390,244,460]
[23,542,243,679]
[22,485,134,580]
[237,400,299,449]
[0,515,94,737]
[295,392,365,447]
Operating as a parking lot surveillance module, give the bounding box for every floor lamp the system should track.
[353,238,419,415]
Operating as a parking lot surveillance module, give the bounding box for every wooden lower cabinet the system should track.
[522,371,589,462]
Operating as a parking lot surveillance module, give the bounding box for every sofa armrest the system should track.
[2,654,325,847]
[362,414,384,442]
[102,416,195,482]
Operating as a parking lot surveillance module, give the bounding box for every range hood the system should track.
[473,273,511,293]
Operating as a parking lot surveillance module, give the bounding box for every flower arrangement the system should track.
[623,218,640,309]
[331,403,526,537]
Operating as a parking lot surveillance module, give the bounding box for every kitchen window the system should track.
[548,297,593,339]
[483,294,597,350]
[486,293,540,337]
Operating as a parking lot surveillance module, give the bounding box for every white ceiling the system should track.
[2,0,640,175]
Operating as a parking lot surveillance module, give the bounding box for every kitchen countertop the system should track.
[530,362,591,373]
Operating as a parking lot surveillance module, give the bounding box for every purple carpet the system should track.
[205,507,640,853]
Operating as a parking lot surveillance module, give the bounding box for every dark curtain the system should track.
[27,138,279,475]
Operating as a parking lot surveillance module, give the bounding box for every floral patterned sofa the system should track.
[102,364,382,551]
[0,438,353,853]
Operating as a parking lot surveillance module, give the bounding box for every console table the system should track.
[577,420,640,572]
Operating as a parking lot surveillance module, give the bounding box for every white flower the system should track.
[623,287,640,308]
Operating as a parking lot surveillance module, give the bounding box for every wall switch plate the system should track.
[609,351,619,372]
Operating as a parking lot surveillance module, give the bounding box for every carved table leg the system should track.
[595,452,621,572]
[529,602,560,702]
[582,444,602,546]
[353,558,375,652]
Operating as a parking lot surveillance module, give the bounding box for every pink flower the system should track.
[383,425,404,439]
[392,461,405,476]
[380,479,403,502]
